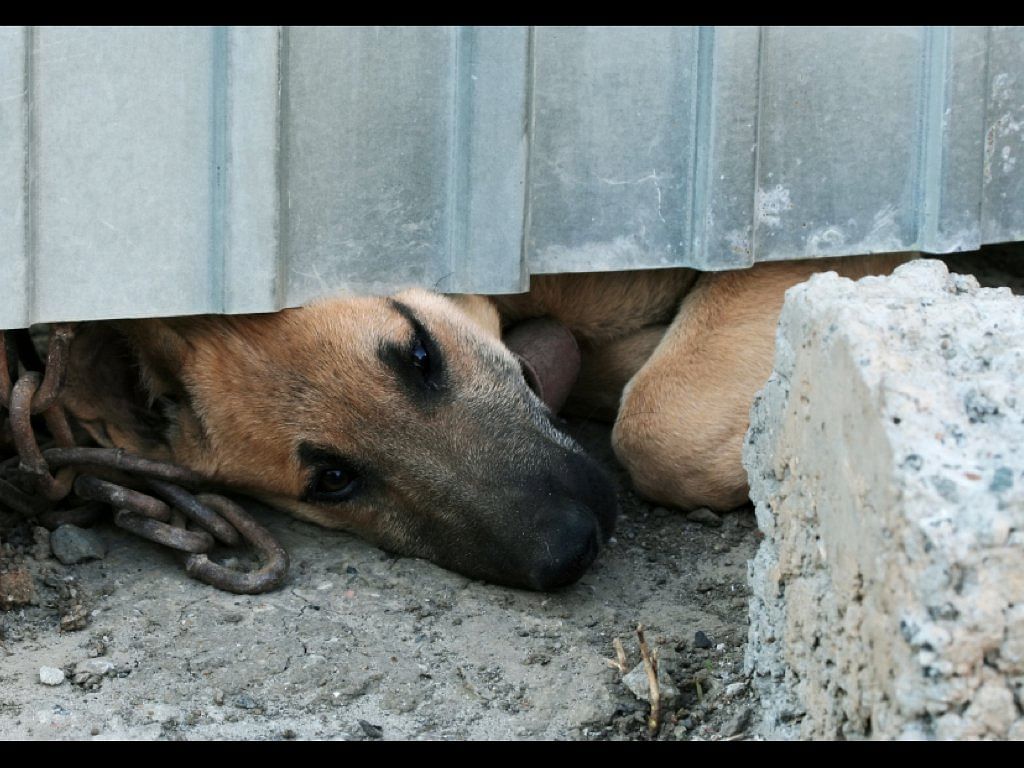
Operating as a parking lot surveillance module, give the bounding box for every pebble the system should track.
[75,658,115,677]
[622,662,680,705]
[694,631,713,649]
[39,666,65,686]
[686,508,722,527]
[358,719,384,739]
[719,706,752,738]
[73,657,115,688]
[724,681,747,698]
[233,693,258,710]
[50,525,106,565]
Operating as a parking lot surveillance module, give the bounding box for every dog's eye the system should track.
[408,330,443,391]
[382,300,445,394]
[411,336,430,378]
[312,467,360,501]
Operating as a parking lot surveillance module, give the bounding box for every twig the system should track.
[605,636,629,674]
[636,623,661,737]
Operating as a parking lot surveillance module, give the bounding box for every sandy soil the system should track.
[0,419,759,741]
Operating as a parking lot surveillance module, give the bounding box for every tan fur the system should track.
[609,254,910,510]
[69,290,517,534]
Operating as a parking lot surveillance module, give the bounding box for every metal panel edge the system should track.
[223,25,281,315]
[0,27,30,328]
[927,25,987,254]
[696,25,760,271]
[449,26,530,295]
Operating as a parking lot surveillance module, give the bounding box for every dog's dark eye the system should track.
[411,335,431,378]
[312,467,360,502]
[407,328,443,391]
[383,299,445,394]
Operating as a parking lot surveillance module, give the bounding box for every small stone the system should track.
[75,658,115,677]
[50,525,106,565]
[39,666,65,686]
[73,657,115,687]
[233,693,258,710]
[686,508,722,527]
[358,719,384,739]
[724,681,747,698]
[720,706,752,738]
[622,662,680,705]
[693,631,713,649]
[60,604,89,632]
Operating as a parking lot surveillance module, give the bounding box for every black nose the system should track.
[560,449,618,541]
[525,507,604,591]
[515,450,618,591]
[458,445,619,592]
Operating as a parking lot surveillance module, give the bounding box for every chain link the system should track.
[0,325,289,594]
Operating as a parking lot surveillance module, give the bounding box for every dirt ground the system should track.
[0,419,760,741]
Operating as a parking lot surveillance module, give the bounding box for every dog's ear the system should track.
[61,319,205,461]
[114,318,198,402]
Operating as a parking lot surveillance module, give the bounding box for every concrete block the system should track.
[743,259,1024,739]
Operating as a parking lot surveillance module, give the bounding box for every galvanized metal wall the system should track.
[2,26,1022,328]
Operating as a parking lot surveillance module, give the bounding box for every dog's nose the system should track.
[553,449,618,541]
[515,451,618,591]
[525,508,604,591]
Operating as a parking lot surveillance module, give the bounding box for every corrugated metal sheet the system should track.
[1,26,1022,328]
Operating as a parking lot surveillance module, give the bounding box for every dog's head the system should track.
[64,289,617,590]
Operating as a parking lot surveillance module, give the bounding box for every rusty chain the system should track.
[0,324,288,594]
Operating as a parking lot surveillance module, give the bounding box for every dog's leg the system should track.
[611,254,909,511]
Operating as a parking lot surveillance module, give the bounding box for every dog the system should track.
[61,253,906,590]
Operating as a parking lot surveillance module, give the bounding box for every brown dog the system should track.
[61,254,906,589]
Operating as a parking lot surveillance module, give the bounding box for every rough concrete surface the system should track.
[744,257,1024,740]
[0,422,759,741]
